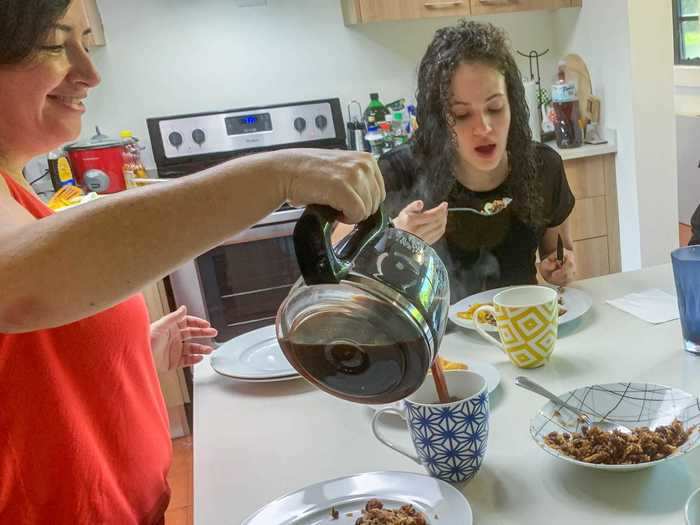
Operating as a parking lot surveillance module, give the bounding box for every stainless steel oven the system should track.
[147,98,346,343]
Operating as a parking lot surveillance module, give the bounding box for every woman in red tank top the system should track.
[0,2,384,523]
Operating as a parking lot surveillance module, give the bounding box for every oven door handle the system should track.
[220,221,296,245]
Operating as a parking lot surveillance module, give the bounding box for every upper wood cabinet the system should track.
[470,0,561,16]
[78,0,106,47]
[341,0,580,24]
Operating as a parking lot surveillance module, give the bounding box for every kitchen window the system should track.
[674,0,700,65]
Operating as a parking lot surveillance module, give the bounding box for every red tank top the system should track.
[0,175,172,524]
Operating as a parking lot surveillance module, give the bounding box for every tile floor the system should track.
[165,437,193,525]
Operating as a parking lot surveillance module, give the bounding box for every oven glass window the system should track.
[197,235,300,342]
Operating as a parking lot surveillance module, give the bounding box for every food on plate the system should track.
[456,303,496,326]
[482,197,512,215]
[436,356,468,371]
[354,499,428,525]
[544,419,695,465]
[458,301,567,325]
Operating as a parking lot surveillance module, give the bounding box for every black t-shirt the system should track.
[691,204,700,246]
[379,143,575,302]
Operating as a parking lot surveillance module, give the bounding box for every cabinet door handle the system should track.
[479,0,516,4]
[424,0,465,8]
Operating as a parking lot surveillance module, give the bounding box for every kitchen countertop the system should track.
[546,128,618,161]
[194,264,700,524]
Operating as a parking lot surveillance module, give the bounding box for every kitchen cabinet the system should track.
[341,0,580,24]
[78,0,106,47]
[565,154,621,279]
[470,0,561,16]
[142,280,191,438]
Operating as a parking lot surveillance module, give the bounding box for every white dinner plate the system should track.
[370,359,500,417]
[530,382,700,472]
[449,285,593,332]
[241,471,472,524]
[210,325,300,382]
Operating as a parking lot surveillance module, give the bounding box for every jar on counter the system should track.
[551,82,583,149]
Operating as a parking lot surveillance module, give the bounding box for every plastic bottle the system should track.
[365,125,384,158]
[551,80,582,149]
[363,93,389,126]
[391,111,407,146]
[47,149,76,190]
[378,122,393,153]
[120,130,148,188]
[406,104,418,137]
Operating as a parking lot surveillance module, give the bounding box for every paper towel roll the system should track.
[523,80,541,143]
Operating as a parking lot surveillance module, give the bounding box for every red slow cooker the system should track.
[65,127,126,194]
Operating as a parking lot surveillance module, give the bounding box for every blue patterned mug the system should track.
[371,370,489,483]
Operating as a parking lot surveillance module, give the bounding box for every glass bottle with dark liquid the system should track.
[277,205,451,405]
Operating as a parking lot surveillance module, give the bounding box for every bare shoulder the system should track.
[0,176,37,229]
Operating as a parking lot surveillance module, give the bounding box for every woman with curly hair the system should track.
[337,20,576,300]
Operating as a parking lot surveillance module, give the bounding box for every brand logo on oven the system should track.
[245,137,262,144]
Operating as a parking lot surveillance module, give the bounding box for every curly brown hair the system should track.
[413,20,544,226]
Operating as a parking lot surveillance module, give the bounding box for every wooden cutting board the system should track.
[562,53,593,122]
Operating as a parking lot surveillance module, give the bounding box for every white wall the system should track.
[675,67,700,115]
[554,0,678,270]
[627,0,678,266]
[84,0,559,168]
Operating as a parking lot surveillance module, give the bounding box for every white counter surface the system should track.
[194,264,700,525]
[545,129,618,161]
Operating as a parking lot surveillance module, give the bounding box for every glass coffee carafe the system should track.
[276,205,450,404]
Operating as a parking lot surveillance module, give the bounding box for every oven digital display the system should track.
[225,113,272,135]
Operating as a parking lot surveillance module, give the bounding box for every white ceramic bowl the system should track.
[530,382,700,472]
[686,487,700,525]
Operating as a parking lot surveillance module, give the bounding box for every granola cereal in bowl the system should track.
[530,382,700,471]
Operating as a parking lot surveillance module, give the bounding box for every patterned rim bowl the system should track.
[530,382,700,472]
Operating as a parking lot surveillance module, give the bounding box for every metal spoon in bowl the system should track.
[514,376,632,434]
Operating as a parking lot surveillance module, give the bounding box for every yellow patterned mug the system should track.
[474,286,558,368]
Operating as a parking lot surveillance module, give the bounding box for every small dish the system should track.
[530,382,700,472]
[210,325,300,382]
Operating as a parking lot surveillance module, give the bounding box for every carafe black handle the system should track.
[293,204,388,285]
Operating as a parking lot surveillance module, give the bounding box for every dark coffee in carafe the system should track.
[278,297,430,404]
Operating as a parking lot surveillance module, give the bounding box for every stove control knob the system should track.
[168,131,183,148]
[315,115,328,131]
[293,117,306,133]
[192,129,206,146]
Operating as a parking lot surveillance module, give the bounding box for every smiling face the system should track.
[449,62,511,174]
[0,0,100,163]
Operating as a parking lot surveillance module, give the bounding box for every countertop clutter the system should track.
[546,128,618,161]
[193,264,700,525]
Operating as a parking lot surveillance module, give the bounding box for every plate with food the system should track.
[210,325,300,382]
[449,285,592,332]
[530,382,700,472]
[241,471,472,524]
[369,356,500,418]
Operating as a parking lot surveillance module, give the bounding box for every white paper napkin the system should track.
[606,289,680,324]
